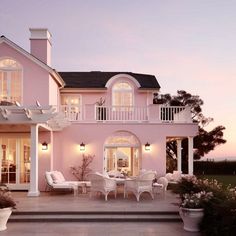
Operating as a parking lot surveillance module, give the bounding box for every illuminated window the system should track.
[0,58,22,104]
[61,95,82,120]
[112,82,133,107]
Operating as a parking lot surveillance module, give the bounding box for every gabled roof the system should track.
[0,35,65,87]
[59,71,160,89]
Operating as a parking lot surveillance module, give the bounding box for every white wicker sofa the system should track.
[45,171,91,196]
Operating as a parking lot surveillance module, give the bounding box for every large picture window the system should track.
[0,58,22,104]
[112,82,133,107]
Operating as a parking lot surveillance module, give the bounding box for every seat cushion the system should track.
[51,171,65,184]
[45,171,54,186]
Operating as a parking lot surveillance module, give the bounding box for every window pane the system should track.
[0,59,22,103]
[112,82,133,107]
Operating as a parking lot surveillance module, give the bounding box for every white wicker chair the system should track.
[157,177,168,191]
[87,173,117,201]
[124,171,156,202]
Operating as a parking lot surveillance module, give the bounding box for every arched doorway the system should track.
[104,131,141,176]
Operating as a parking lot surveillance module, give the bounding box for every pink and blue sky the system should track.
[1,0,236,160]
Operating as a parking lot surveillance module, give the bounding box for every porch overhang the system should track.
[0,105,71,131]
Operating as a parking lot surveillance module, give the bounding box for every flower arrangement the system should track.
[0,185,16,209]
[181,191,213,209]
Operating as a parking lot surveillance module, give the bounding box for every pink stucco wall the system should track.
[47,122,197,190]
[0,42,50,105]
[49,75,59,106]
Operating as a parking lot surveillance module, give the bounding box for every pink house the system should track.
[0,29,198,196]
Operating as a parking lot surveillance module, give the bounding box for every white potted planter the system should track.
[0,185,16,231]
[179,207,204,232]
[0,207,12,231]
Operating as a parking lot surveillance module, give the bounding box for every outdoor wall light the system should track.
[42,142,48,151]
[145,142,151,151]
[80,142,85,152]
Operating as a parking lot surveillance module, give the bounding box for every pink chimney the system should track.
[29,28,52,66]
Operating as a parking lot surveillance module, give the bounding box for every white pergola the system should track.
[0,104,70,196]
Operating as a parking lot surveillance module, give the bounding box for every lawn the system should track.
[197,174,236,187]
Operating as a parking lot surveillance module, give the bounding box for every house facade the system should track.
[0,29,198,196]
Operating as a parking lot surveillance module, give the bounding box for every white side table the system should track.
[152,183,164,195]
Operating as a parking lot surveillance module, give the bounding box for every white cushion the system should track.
[172,171,182,181]
[51,171,65,184]
[165,173,174,181]
[45,171,53,186]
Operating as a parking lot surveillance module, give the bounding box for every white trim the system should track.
[60,88,107,93]
[105,74,141,88]
[0,36,64,87]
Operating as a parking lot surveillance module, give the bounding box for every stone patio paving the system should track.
[12,189,179,212]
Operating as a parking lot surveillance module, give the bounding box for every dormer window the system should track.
[0,58,22,104]
[112,82,133,107]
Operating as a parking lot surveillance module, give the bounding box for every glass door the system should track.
[0,138,16,184]
[0,138,30,189]
[105,147,140,177]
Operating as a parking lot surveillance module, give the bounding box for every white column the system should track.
[188,136,194,175]
[28,124,40,197]
[50,130,53,171]
[177,139,182,172]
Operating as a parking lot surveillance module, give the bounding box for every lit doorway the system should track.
[104,131,141,176]
[0,137,30,190]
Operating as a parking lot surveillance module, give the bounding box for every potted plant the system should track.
[0,185,16,231]
[95,97,106,120]
[172,176,213,232]
[179,191,213,232]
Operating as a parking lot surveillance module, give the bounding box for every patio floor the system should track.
[5,190,202,236]
[12,188,179,212]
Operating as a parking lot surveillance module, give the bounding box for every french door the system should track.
[0,138,30,190]
[104,147,140,177]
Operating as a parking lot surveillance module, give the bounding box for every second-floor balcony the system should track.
[60,104,193,124]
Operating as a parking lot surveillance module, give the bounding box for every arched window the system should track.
[112,82,133,107]
[0,58,22,104]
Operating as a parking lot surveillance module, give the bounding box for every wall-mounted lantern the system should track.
[80,142,85,152]
[145,142,151,151]
[42,142,48,151]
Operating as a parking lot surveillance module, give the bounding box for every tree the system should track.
[162,90,226,172]
[70,154,94,181]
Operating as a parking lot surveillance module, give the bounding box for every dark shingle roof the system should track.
[59,72,160,89]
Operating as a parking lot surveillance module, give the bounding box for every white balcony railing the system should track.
[60,105,83,121]
[95,106,148,121]
[60,104,192,123]
[159,106,191,123]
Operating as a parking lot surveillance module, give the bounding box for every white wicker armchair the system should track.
[87,173,117,201]
[124,171,156,202]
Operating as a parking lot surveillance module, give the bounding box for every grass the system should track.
[197,174,236,187]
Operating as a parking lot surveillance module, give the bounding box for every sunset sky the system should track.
[1,0,236,160]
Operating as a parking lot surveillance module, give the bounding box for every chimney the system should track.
[29,28,52,66]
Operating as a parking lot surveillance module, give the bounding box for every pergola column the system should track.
[50,130,53,171]
[188,136,194,175]
[28,124,40,197]
[177,139,182,172]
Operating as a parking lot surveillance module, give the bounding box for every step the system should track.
[9,211,181,223]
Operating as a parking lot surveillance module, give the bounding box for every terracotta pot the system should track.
[179,207,204,232]
[0,207,12,231]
